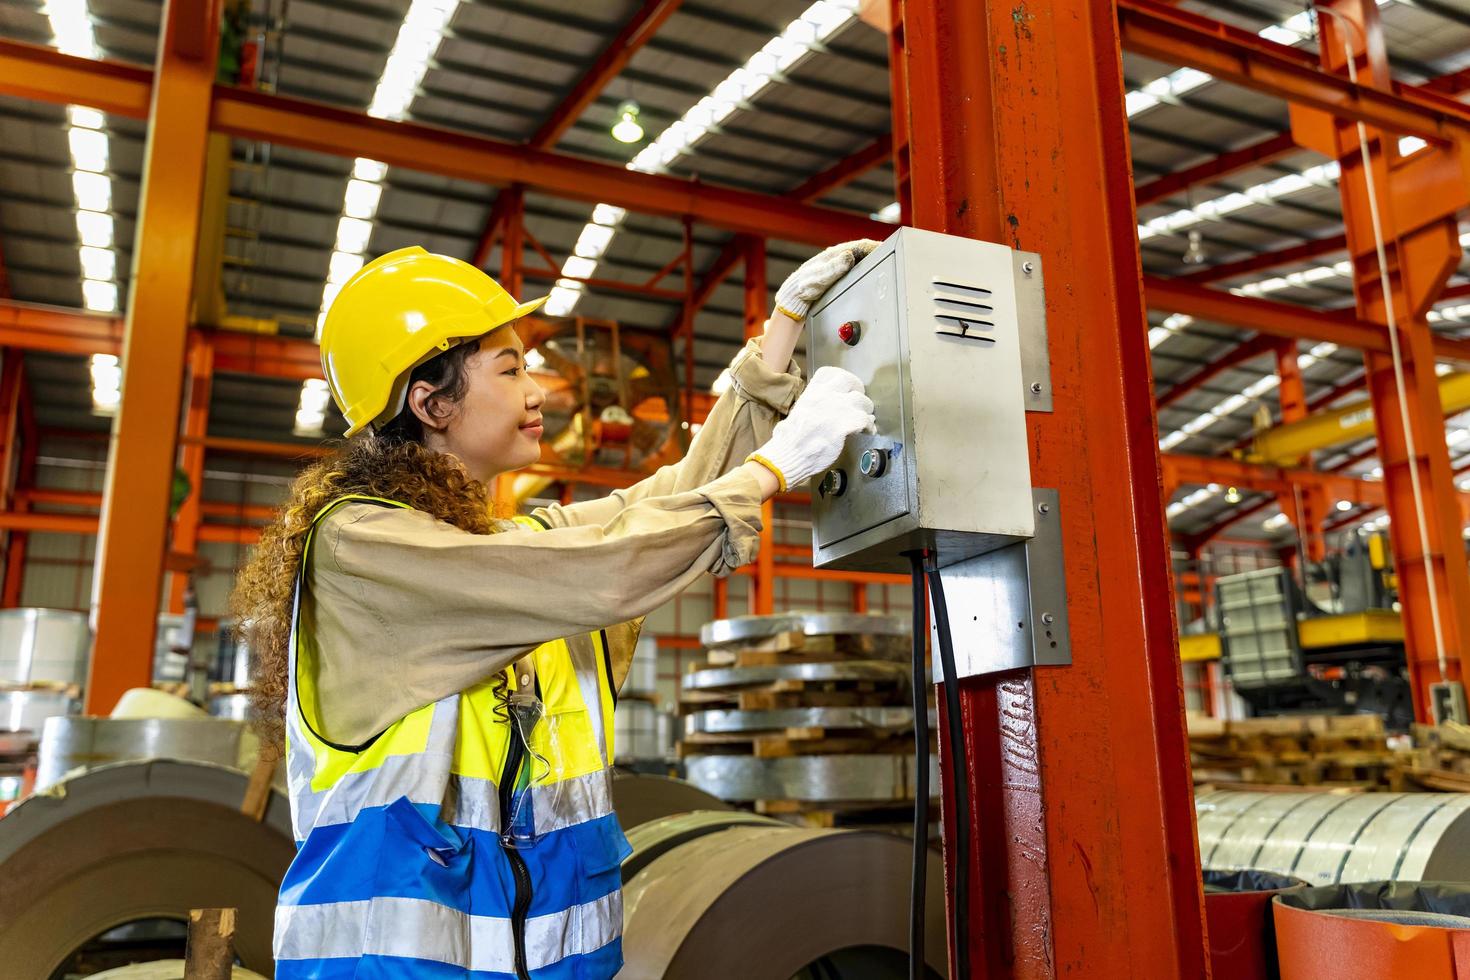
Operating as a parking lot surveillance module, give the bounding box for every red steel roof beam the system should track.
[1157,333,1279,408]
[1144,275,1470,363]
[675,134,899,328]
[787,134,894,202]
[1135,131,1298,207]
[528,0,684,150]
[1117,0,1469,142]
[472,0,685,269]
[1179,233,1347,284]
[0,39,885,246]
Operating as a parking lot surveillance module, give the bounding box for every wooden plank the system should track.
[184,908,236,980]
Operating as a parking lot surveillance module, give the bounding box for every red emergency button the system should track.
[837,321,860,346]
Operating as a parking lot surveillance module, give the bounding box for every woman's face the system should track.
[417,325,546,484]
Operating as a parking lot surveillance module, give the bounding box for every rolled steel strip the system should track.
[35,716,260,792]
[621,810,784,882]
[0,760,294,977]
[611,771,733,832]
[683,660,909,692]
[685,753,939,803]
[620,824,948,979]
[684,706,922,735]
[699,612,908,648]
[1196,790,1470,886]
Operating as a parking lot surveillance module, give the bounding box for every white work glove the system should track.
[748,367,875,491]
[774,239,882,321]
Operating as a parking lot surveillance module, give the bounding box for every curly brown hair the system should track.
[230,340,504,750]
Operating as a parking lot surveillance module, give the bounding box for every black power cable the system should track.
[905,551,929,980]
[925,553,971,980]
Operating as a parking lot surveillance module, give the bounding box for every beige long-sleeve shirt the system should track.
[303,338,805,746]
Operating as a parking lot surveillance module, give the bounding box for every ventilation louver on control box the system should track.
[931,278,995,343]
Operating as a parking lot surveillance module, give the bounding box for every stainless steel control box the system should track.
[808,228,1035,573]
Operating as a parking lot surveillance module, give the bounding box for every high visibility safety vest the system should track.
[273,496,631,980]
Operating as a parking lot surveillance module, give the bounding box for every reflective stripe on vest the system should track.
[276,496,631,977]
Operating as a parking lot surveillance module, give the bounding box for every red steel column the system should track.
[499,185,525,298]
[886,1,913,224]
[896,1,1207,975]
[1274,340,1328,561]
[0,349,22,605]
[87,0,220,713]
[2,372,35,609]
[745,236,775,615]
[1301,0,1470,717]
[168,331,214,612]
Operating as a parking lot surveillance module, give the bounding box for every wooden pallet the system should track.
[703,629,908,667]
[679,679,906,712]
[1187,714,1409,789]
[679,725,925,759]
[754,796,938,831]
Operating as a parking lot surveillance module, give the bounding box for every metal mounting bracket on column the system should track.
[931,488,1073,681]
[1015,251,1053,413]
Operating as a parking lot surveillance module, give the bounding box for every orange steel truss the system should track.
[894,0,1206,974]
[1299,0,1470,714]
[85,0,219,714]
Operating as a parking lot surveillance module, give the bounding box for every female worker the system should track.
[233,239,879,979]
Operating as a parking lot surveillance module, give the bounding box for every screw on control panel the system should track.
[1030,382,1043,394]
[1041,612,1055,625]
[818,469,848,499]
[1021,261,1035,276]
[1037,502,1051,515]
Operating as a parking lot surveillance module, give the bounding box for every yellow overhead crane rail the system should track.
[1250,371,1470,465]
[1179,610,1405,663]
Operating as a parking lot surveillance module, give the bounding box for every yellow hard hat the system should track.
[319,246,546,436]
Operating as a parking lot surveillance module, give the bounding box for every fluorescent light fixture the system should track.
[1156,336,1340,454]
[711,368,734,395]
[551,0,861,314]
[68,127,108,172]
[67,105,103,129]
[294,378,332,436]
[45,0,98,58]
[72,171,110,212]
[1263,512,1291,531]
[561,256,598,281]
[591,204,626,225]
[873,201,902,223]
[353,158,389,182]
[1149,313,1194,349]
[335,216,374,254]
[1336,500,1354,512]
[75,210,113,248]
[367,0,458,122]
[524,348,546,371]
[574,223,616,259]
[319,3,461,338]
[543,280,585,317]
[78,245,114,281]
[90,352,120,415]
[81,278,117,312]
[342,179,383,220]
[328,250,365,284]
